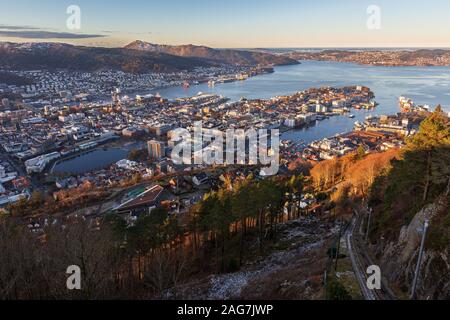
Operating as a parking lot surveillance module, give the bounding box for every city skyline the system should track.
[1,0,450,48]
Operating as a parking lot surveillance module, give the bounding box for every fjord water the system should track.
[155,60,450,110]
[153,60,450,143]
[54,61,450,174]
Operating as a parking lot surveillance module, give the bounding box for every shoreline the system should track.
[49,138,142,176]
[295,58,450,68]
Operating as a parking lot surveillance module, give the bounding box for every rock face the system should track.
[374,198,450,299]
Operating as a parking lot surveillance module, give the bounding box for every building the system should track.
[298,113,317,124]
[193,172,209,186]
[148,140,165,160]
[316,104,328,113]
[151,124,173,137]
[1,98,9,108]
[116,185,164,214]
[284,118,296,127]
[122,127,143,138]
[58,113,84,123]
[24,152,61,174]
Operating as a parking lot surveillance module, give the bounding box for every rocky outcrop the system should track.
[373,197,450,299]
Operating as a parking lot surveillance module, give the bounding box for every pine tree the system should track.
[406,109,450,202]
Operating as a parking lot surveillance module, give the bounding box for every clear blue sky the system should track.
[1,0,450,48]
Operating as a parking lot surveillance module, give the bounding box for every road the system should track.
[0,144,42,190]
[346,210,396,300]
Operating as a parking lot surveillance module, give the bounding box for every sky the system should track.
[1,0,450,48]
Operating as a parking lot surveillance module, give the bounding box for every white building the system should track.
[284,118,296,127]
[25,152,61,174]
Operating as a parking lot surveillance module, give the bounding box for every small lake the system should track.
[52,148,130,175]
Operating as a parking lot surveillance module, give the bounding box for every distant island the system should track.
[285,49,450,66]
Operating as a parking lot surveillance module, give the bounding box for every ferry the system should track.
[354,121,364,130]
[281,140,293,148]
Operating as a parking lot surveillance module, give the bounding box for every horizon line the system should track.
[2,39,450,50]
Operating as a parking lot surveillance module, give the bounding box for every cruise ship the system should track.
[399,96,414,112]
[399,96,431,113]
[354,121,364,130]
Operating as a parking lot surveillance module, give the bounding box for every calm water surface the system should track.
[58,61,450,174]
[150,60,450,143]
[52,141,145,175]
[152,61,450,112]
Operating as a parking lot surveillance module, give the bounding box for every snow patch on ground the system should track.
[204,217,336,300]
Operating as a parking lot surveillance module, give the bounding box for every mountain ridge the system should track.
[0,41,299,74]
[124,40,300,67]
[0,41,219,73]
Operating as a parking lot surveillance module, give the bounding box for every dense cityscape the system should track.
[0,81,416,210]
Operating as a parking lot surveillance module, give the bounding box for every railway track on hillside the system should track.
[346,211,396,300]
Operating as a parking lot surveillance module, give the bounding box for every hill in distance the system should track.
[124,40,299,67]
[285,48,450,66]
[0,41,299,74]
[0,42,220,73]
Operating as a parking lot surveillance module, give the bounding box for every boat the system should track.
[354,121,364,130]
[399,96,414,112]
[281,140,293,147]
[182,81,190,89]
[348,114,355,118]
